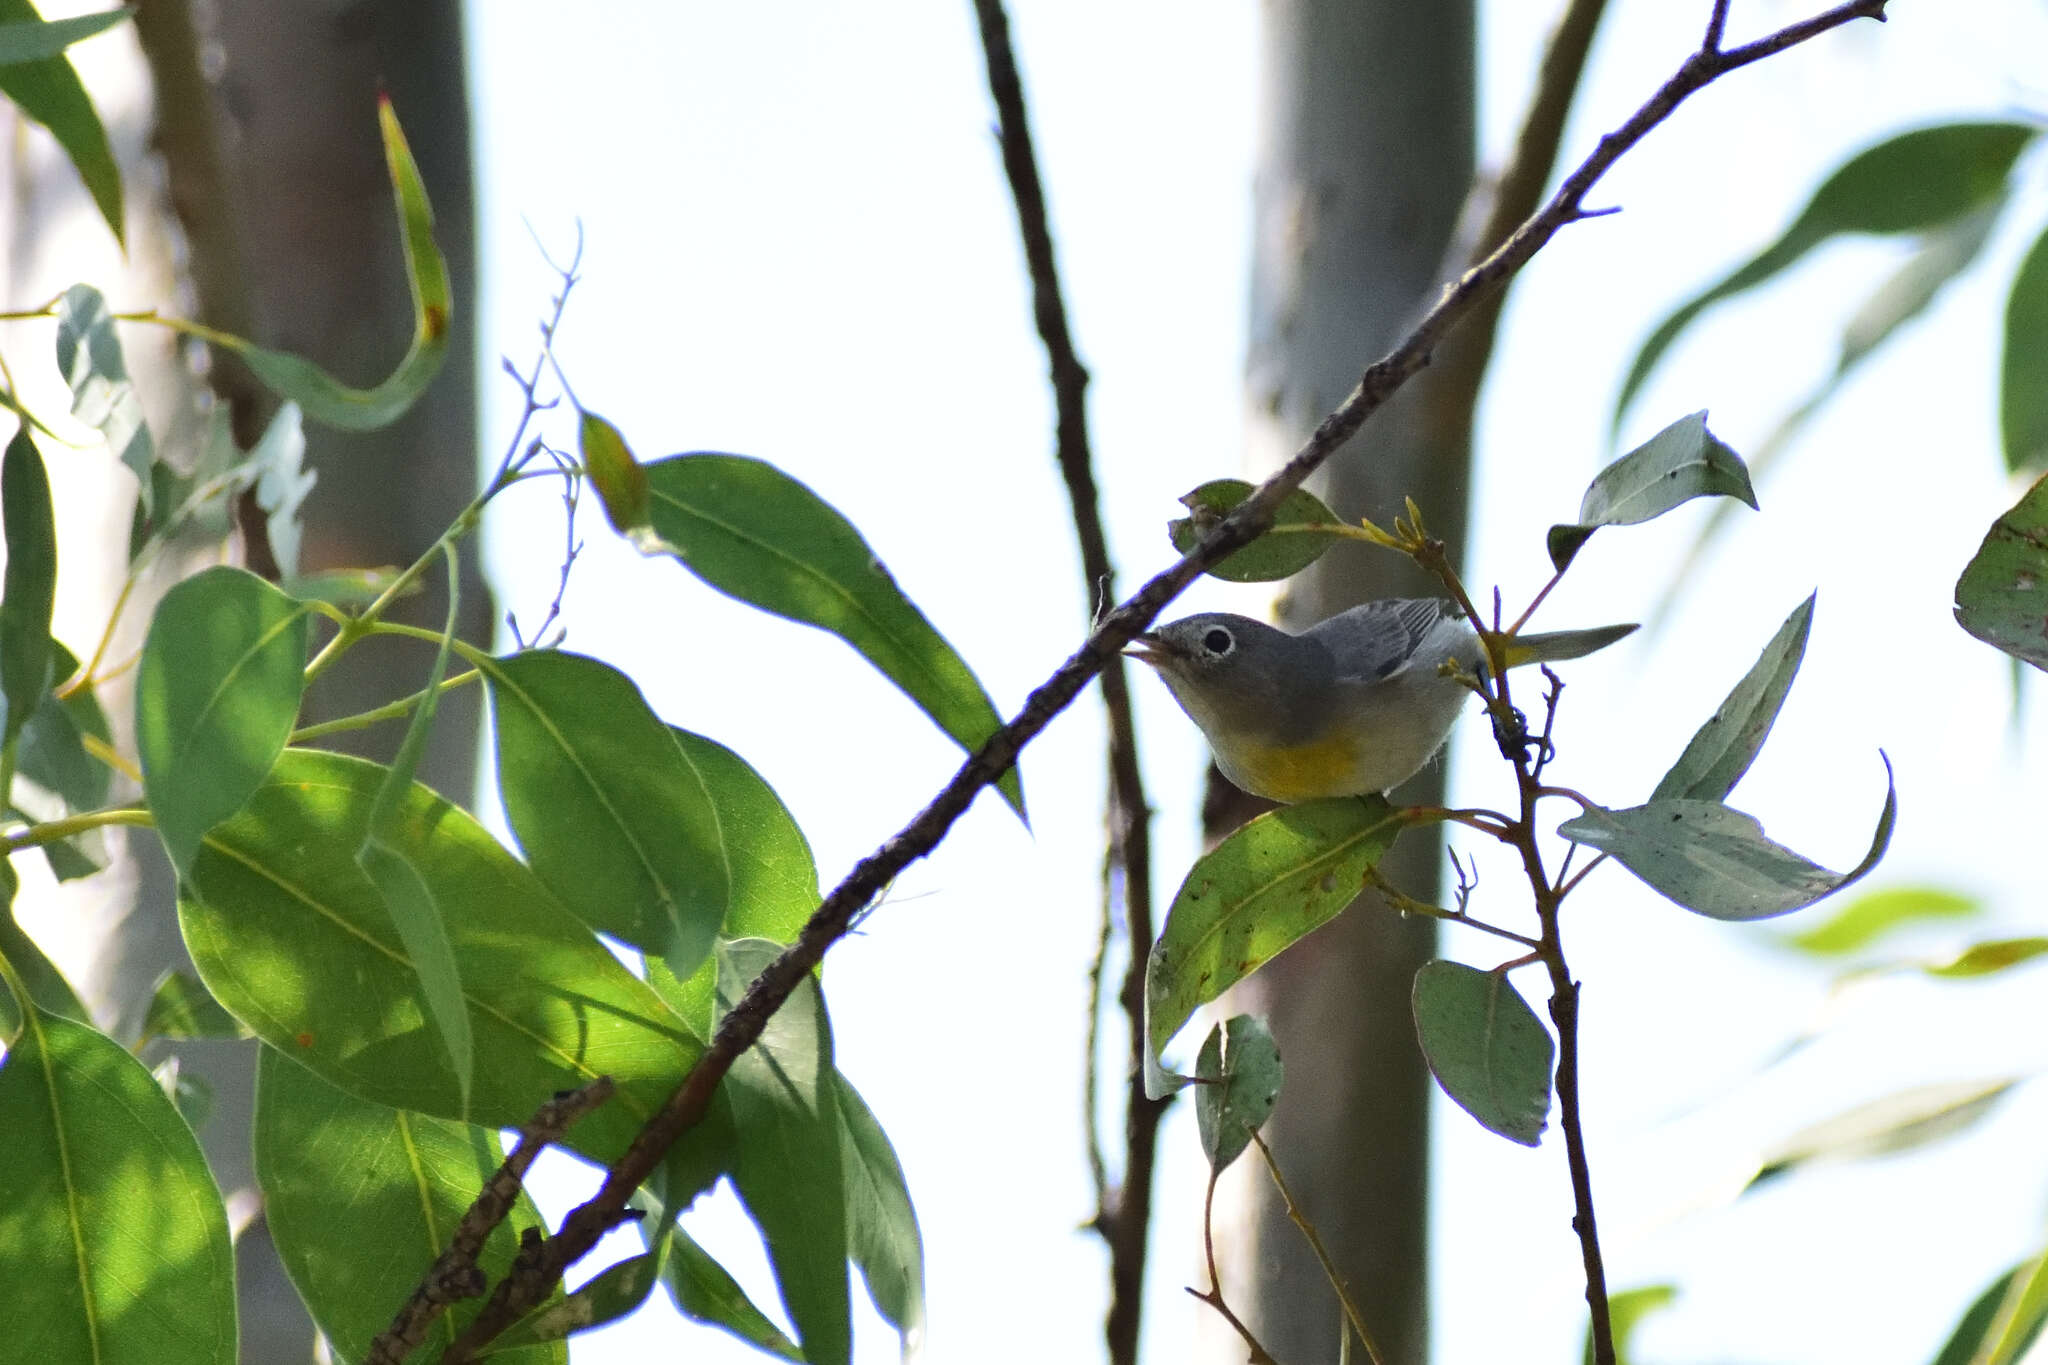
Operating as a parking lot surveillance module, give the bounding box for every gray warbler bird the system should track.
[1126,598,1636,803]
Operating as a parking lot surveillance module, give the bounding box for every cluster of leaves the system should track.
[1146,412,1911,1359]
[1613,113,2048,1365]
[0,52,1012,1365]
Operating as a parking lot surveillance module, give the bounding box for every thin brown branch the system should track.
[1189,1167,1280,1365]
[966,3,1165,1361]
[364,1077,615,1365]
[425,6,1888,1356]
[1251,1131,1387,1365]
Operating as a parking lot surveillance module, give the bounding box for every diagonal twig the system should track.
[364,1077,614,1365]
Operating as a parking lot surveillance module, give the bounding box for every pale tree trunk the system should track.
[39,3,482,1358]
[1198,4,1474,1363]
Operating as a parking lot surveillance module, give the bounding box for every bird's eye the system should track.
[1202,628,1233,656]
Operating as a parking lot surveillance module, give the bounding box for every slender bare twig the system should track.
[414,8,1888,1357]
[363,1077,615,1365]
[1250,1131,1388,1365]
[1189,1166,1280,1365]
[964,3,1165,1360]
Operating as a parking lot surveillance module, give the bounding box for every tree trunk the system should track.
[1199,4,1474,1363]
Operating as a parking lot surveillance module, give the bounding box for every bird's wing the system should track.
[1310,598,1456,683]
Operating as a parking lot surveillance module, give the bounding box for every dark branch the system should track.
[964,3,1166,1361]
[364,1077,614,1365]
[428,4,1889,1355]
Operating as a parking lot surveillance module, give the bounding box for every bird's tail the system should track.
[1490,622,1638,669]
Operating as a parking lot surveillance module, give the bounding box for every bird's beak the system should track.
[1124,633,1172,668]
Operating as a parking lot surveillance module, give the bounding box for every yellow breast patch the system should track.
[1227,734,1367,804]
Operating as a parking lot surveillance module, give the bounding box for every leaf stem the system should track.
[3,806,152,851]
[290,668,481,743]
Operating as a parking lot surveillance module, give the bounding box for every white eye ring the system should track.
[1201,627,1233,656]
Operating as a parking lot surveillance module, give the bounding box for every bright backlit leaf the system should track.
[254,1047,563,1364]
[177,748,700,1164]
[1146,796,1401,1095]
[717,937,850,1365]
[485,651,730,980]
[0,997,234,1362]
[136,566,308,875]
[837,1073,924,1347]
[665,1224,803,1361]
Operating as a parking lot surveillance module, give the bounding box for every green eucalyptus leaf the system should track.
[664,1224,803,1362]
[2006,220,2048,473]
[642,451,1023,817]
[182,97,448,431]
[1411,960,1552,1146]
[1146,796,1401,1096]
[1548,412,1756,571]
[357,545,470,1105]
[717,937,850,1365]
[1559,759,1893,922]
[54,283,154,507]
[837,1072,924,1346]
[0,999,235,1362]
[136,566,308,875]
[487,1243,663,1353]
[580,409,652,542]
[1748,1077,2015,1189]
[1615,121,2038,433]
[177,748,700,1164]
[484,651,729,979]
[1956,471,2048,672]
[1194,1012,1284,1173]
[1786,884,1980,956]
[0,0,121,243]
[17,641,108,812]
[1653,594,1814,802]
[1,427,56,747]
[1933,1262,2048,1365]
[140,968,248,1043]
[0,8,128,65]
[255,1047,563,1364]
[1168,478,1344,582]
[654,724,820,1038]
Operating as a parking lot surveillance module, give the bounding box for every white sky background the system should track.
[467,3,2048,1362]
